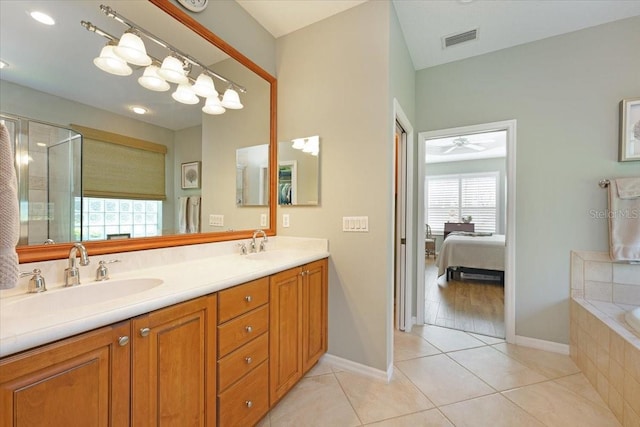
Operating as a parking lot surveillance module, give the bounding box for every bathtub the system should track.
[626,307,640,335]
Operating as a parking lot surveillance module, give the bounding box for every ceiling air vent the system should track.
[442,28,478,48]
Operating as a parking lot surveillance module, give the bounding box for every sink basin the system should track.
[3,278,163,317]
[244,250,301,262]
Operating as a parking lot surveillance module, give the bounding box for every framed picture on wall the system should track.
[619,97,640,162]
[181,161,201,189]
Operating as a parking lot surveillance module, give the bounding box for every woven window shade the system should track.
[72,125,167,201]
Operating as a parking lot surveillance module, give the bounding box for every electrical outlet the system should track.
[282,214,290,228]
[260,213,267,227]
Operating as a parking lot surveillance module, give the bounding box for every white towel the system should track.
[187,196,201,233]
[609,177,640,261]
[0,123,20,289]
[178,196,188,234]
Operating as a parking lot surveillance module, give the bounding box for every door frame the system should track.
[417,120,516,342]
[393,99,414,333]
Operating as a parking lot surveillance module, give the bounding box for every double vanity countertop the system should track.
[0,237,329,358]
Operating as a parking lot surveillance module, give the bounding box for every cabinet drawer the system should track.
[218,360,269,427]
[218,332,268,392]
[218,277,269,324]
[218,305,269,357]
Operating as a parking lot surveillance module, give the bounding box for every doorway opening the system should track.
[417,121,516,341]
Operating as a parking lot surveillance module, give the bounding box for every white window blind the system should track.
[426,172,498,234]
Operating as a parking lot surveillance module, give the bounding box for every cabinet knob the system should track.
[245,400,253,408]
[139,327,150,337]
[245,325,253,333]
[245,356,253,364]
[244,295,252,303]
[118,336,129,346]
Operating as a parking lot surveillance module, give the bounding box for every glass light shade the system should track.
[221,88,243,109]
[171,83,199,105]
[202,96,226,115]
[138,65,170,92]
[157,56,188,84]
[192,73,218,98]
[114,32,152,66]
[93,44,132,76]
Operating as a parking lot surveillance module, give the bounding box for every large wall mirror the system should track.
[1,0,277,263]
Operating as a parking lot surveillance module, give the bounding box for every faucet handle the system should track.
[96,259,121,281]
[20,269,47,293]
[237,242,248,255]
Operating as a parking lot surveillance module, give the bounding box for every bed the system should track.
[436,233,506,283]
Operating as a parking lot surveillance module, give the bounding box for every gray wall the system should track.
[416,16,640,344]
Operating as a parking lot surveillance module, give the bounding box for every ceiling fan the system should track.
[442,137,492,154]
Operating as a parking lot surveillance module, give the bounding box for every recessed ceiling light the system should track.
[36,142,47,147]
[30,11,55,26]
[0,60,8,69]
[131,106,147,115]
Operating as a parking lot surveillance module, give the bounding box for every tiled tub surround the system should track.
[0,236,329,357]
[570,251,640,425]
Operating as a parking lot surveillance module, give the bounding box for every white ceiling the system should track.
[237,0,640,70]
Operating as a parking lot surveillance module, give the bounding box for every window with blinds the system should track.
[426,172,499,234]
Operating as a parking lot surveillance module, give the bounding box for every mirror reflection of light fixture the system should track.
[93,42,132,76]
[292,135,319,155]
[138,65,170,91]
[30,11,55,26]
[114,30,151,66]
[192,73,218,98]
[130,106,147,115]
[202,96,226,115]
[0,60,8,69]
[158,56,188,84]
[292,138,306,150]
[221,87,243,109]
[172,83,199,105]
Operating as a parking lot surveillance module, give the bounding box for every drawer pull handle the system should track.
[245,400,253,408]
[118,336,129,346]
[245,295,252,303]
[245,326,253,333]
[245,356,253,364]
[139,327,150,337]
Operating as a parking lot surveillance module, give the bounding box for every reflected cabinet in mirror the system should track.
[1,0,277,263]
[278,136,320,205]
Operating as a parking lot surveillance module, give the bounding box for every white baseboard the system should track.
[515,334,569,355]
[323,353,392,383]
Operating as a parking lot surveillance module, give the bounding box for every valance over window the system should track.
[71,124,167,201]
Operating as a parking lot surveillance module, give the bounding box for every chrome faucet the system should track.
[250,229,268,253]
[64,243,90,286]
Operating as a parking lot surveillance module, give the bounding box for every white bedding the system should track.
[436,234,506,277]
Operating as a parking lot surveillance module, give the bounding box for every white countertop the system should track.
[1,241,329,358]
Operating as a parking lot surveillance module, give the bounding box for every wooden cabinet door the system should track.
[269,267,303,405]
[302,259,328,373]
[132,295,216,427]
[0,321,131,427]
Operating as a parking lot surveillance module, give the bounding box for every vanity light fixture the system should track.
[30,11,55,26]
[81,5,246,115]
[138,65,170,91]
[93,42,133,76]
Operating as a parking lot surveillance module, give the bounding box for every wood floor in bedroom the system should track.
[424,258,505,338]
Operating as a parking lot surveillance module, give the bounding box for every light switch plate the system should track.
[209,214,224,226]
[282,214,290,228]
[342,216,368,232]
[260,213,267,227]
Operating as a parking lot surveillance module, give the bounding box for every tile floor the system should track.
[256,325,622,426]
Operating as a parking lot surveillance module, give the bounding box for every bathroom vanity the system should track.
[0,245,328,426]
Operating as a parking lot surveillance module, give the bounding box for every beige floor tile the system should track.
[363,408,454,427]
[269,374,361,427]
[503,380,621,427]
[440,393,545,427]
[492,342,580,379]
[305,357,334,377]
[448,346,547,391]
[394,329,441,361]
[553,373,609,409]
[412,324,485,352]
[336,369,434,424]
[256,414,271,427]
[468,332,505,345]
[395,354,494,406]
